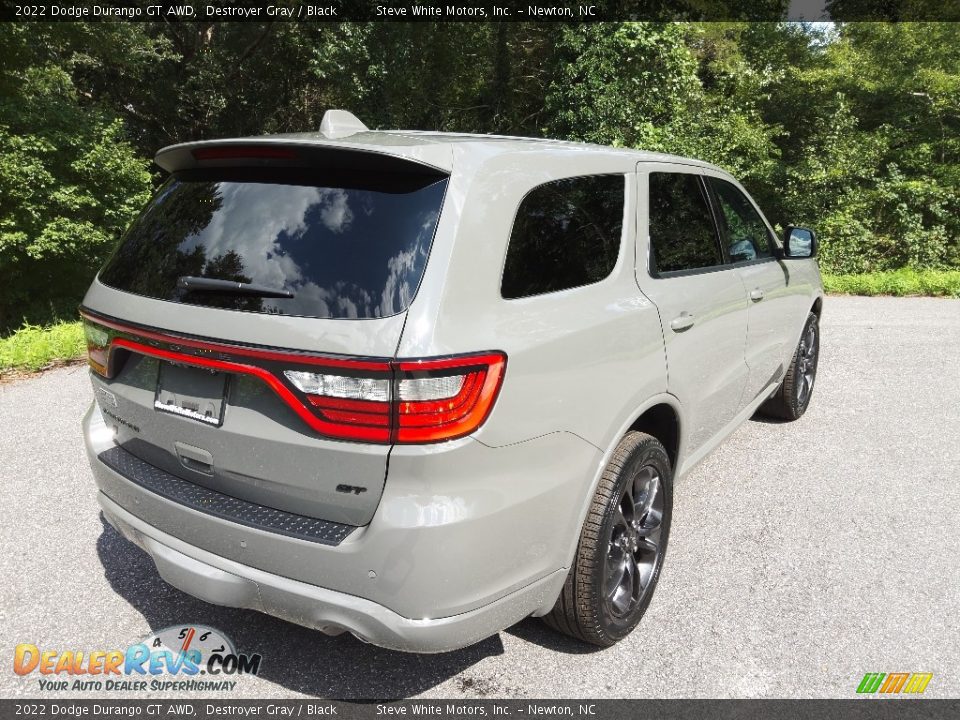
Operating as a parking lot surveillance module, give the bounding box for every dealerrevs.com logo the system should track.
[13,625,262,692]
[856,672,934,695]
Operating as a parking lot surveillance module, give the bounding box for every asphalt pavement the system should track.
[2,295,958,699]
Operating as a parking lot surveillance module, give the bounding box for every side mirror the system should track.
[782,226,816,259]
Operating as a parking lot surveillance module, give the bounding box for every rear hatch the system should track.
[82,142,449,526]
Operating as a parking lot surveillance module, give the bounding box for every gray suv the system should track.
[82,110,822,652]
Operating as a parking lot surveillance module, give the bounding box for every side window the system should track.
[648,172,723,274]
[708,177,773,263]
[501,175,624,299]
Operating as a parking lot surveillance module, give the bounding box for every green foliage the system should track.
[775,23,960,273]
[823,269,960,297]
[1,19,958,332]
[0,25,152,331]
[0,321,85,373]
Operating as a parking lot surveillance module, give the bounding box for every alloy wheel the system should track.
[604,465,664,618]
[795,321,818,406]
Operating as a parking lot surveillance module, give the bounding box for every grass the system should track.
[822,268,960,298]
[0,320,85,375]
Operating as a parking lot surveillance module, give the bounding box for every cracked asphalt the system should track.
[1,296,958,700]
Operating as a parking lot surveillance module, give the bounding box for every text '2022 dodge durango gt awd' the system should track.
[81,110,822,653]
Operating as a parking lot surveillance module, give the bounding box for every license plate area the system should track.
[154,361,228,426]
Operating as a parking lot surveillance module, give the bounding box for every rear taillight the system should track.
[82,311,505,444]
[84,322,110,377]
[284,370,393,442]
[395,354,506,443]
[281,353,506,443]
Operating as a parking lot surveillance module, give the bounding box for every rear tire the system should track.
[543,431,672,647]
[760,311,820,421]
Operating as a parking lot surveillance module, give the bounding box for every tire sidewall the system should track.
[590,436,673,642]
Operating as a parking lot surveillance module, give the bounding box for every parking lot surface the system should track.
[2,295,958,699]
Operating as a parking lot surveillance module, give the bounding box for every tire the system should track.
[543,431,672,646]
[760,311,820,421]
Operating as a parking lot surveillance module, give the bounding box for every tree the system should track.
[0,24,152,329]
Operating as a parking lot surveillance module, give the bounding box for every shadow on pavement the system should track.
[748,412,791,425]
[503,618,603,655]
[96,515,504,699]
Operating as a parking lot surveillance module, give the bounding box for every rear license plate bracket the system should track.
[154,361,228,426]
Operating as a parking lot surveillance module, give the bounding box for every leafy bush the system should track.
[0,26,152,332]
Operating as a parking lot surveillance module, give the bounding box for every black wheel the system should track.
[760,311,820,421]
[543,431,672,646]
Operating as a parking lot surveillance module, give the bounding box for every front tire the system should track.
[544,431,672,646]
[760,311,820,421]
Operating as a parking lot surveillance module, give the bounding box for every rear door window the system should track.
[501,175,625,299]
[648,172,723,275]
[99,169,448,319]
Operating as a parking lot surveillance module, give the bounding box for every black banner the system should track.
[1,0,959,23]
[3,700,960,720]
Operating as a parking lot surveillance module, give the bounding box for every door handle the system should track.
[670,313,695,332]
[749,288,765,302]
[175,441,214,475]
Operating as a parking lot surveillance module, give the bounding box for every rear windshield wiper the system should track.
[177,276,294,299]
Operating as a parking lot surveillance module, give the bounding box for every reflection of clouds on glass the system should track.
[189,183,323,290]
[191,185,357,291]
[319,189,354,234]
[377,210,437,317]
[265,281,331,318]
[164,179,445,319]
[265,280,374,319]
[188,184,367,316]
[378,249,417,317]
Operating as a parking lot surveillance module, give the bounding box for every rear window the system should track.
[99,168,448,319]
[501,175,625,299]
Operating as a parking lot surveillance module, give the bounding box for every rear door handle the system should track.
[670,313,695,332]
[749,288,765,302]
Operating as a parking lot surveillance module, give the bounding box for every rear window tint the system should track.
[99,169,448,319]
[501,175,625,299]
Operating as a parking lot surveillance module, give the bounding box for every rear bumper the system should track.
[84,399,601,652]
[98,492,565,653]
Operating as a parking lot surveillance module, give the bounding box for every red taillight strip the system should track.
[82,310,506,444]
[110,338,390,443]
[79,310,389,371]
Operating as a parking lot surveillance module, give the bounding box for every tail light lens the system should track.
[284,371,393,440]
[82,312,505,445]
[281,354,506,443]
[84,322,110,377]
[395,354,506,443]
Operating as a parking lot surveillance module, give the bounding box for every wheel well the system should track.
[811,296,823,317]
[628,404,680,470]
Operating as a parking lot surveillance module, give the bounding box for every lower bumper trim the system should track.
[98,491,567,653]
[98,445,354,546]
